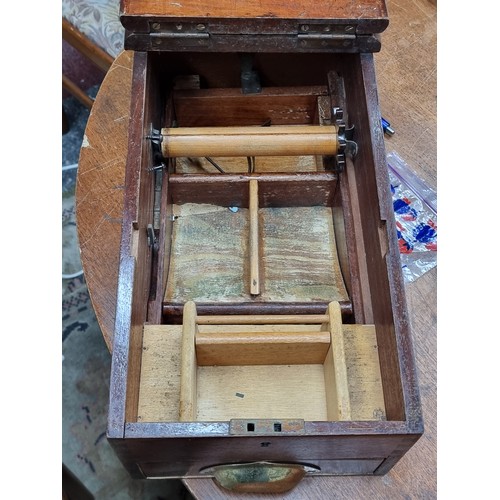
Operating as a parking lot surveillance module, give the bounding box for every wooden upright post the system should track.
[249,179,260,296]
[179,301,198,421]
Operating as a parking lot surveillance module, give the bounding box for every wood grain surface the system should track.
[76,0,436,496]
[137,321,384,424]
[75,50,133,351]
[120,0,388,23]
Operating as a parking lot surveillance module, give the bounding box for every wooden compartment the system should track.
[137,302,385,423]
[164,180,349,305]
[107,3,423,487]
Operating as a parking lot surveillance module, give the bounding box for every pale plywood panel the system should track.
[196,329,331,366]
[137,325,183,423]
[343,325,386,421]
[196,364,328,421]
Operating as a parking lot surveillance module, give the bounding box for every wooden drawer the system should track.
[106,1,423,492]
[106,49,423,492]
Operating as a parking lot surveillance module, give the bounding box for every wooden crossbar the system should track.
[179,300,353,421]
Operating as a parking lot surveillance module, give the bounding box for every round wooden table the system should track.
[76,1,436,497]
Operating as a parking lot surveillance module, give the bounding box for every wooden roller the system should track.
[160,125,339,157]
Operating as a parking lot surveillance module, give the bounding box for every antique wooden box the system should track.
[107,0,423,492]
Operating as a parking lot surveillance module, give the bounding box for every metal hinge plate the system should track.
[149,22,210,48]
[297,24,357,49]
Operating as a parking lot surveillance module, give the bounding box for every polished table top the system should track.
[76,0,436,496]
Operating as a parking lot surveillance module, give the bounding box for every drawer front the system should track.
[138,458,384,479]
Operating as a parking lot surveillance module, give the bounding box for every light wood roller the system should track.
[159,125,339,158]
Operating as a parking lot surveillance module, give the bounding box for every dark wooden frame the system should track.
[107,49,423,481]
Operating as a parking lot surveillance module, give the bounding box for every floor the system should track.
[62,48,193,500]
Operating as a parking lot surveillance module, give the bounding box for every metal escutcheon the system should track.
[200,462,319,493]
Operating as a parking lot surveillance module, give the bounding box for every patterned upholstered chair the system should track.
[62,0,124,109]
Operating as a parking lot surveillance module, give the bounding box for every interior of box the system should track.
[137,306,386,423]
[124,52,405,426]
[164,188,349,305]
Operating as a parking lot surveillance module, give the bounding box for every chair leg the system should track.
[62,74,94,110]
[62,17,113,73]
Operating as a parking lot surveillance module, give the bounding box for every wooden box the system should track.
[108,0,423,492]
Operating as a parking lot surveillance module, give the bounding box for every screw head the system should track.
[176,23,183,30]
[345,25,354,32]
[152,22,160,30]
[301,24,310,32]
[196,23,206,31]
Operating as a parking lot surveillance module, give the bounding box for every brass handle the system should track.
[200,462,319,494]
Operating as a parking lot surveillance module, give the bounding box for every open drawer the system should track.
[139,301,385,423]
[107,49,423,492]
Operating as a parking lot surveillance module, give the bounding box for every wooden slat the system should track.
[173,86,327,127]
[249,179,260,295]
[199,324,324,332]
[179,301,198,421]
[137,324,182,422]
[322,324,338,420]
[343,324,385,421]
[163,302,353,322]
[196,330,330,366]
[168,172,337,207]
[323,301,351,420]
[197,314,329,325]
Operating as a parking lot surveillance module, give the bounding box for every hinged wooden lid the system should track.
[120,0,388,53]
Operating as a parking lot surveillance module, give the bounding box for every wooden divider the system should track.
[249,179,260,295]
[196,330,331,366]
[179,301,198,421]
[323,301,351,420]
[196,314,329,325]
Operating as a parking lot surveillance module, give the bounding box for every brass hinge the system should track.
[297,24,356,49]
[149,22,210,48]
